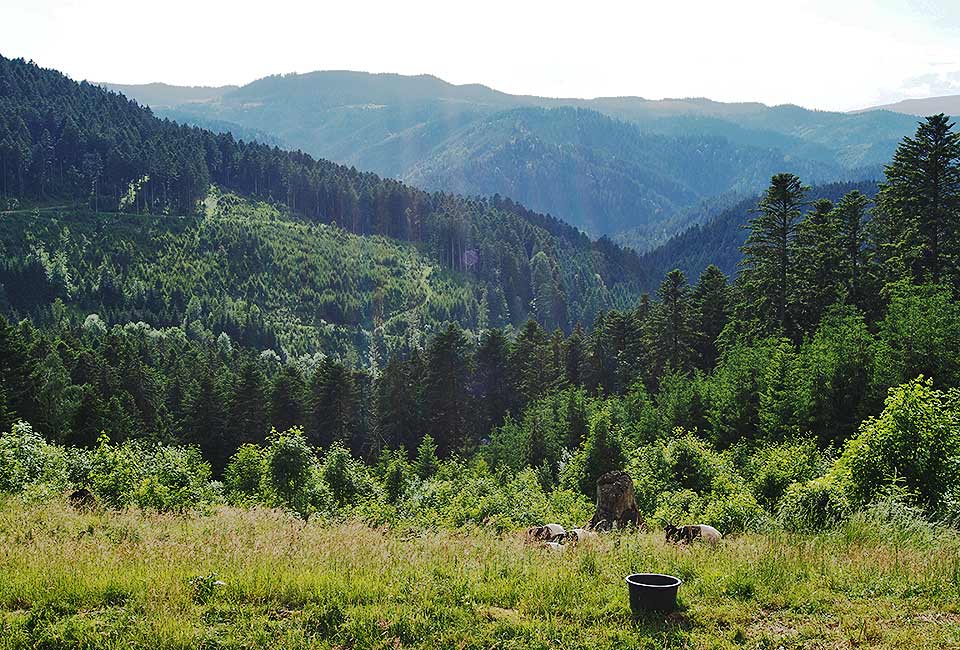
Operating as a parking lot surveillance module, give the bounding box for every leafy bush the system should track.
[321,443,378,506]
[87,436,215,511]
[778,475,850,532]
[135,445,213,511]
[833,377,960,513]
[88,436,145,508]
[224,444,266,503]
[626,444,671,517]
[663,430,721,494]
[745,439,820,510]
[262,428,332,518]
[397,458,590,530]
[0,422,67,493]
[650,489,705,527]
[702,487,766,533]
[577,406,626,496]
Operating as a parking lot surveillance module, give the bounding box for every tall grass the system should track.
[0,497,958,648]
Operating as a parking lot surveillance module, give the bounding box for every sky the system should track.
[3,0,960,111]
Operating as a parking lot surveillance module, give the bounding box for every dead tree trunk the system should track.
[589,470,641,531]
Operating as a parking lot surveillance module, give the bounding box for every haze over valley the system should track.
[102,71,930,253]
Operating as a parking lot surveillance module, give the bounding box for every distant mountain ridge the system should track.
[96,81,234,108]
[100,70,920,248]
[853,94,960,117]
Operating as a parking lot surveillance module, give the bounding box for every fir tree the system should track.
[690,265,729,370]
[873,114,960,286]
[739,173,808,336]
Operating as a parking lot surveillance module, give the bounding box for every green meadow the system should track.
[1,498,958,649]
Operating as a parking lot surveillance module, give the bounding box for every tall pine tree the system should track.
[873,114,960,287]
[739,173,808,337]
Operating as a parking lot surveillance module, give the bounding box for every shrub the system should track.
[88,436,144,508]
[702,489,766,533]
[778,475,850,532]
[383,455,410,504]
[137,445,213,511]
[262,427,331,518]
[650,489,704,528]
[87,436,215,512]
[578,406,626,496]
[321,442,377,506]
[0,421,67,493]
[745,439,820,510]
[626,444,671,517]
[414,435,439,480]
[663,430,720,494]
[224,444,266,503]
[833,376,960,513]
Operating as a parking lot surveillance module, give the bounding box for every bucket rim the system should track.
[625,573,682,589]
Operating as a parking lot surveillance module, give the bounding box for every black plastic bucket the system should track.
[625,573,682,613]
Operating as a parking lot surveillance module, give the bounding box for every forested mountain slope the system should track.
[401,107,848,244]
[102,70,916,246]
[0,55,649,344]
[0,192,490,362]
[634,180,879,287]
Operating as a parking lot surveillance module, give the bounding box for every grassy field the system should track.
[0,499,959,649]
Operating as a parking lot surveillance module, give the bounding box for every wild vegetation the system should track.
[2,53,960,647]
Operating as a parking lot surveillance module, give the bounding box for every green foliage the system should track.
[578,406,626,497]
[381,450,412,504]
[86,435,214,511]
[261,427,331,518]
[223,443,266,503]
[795,306,879,446]
[873,114,960,288]
[6,54,960,542]
[0,421,66,494]
[745,439,821,510]
[875,281,960,387]
[738,173,808,336]
[663,430,721,494]
[833,376,960,513]
[414,435,440,481]
[702,488,766,534]
[399,459,591,530]
[778,475,851,532]
[321,442,377,506]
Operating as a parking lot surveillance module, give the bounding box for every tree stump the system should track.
[69,487,98,511]
[589,470,641,531]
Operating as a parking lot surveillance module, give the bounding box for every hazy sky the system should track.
[4,0,960,111]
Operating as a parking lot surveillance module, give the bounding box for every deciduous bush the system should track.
[745,439,821,510]
[224,444,266,503]
[321,442,378,506]
[0,422,67,494]
[663,430,721,494]
[262,427,332,518]
[833,377,960,513]
[778,475,850,532]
